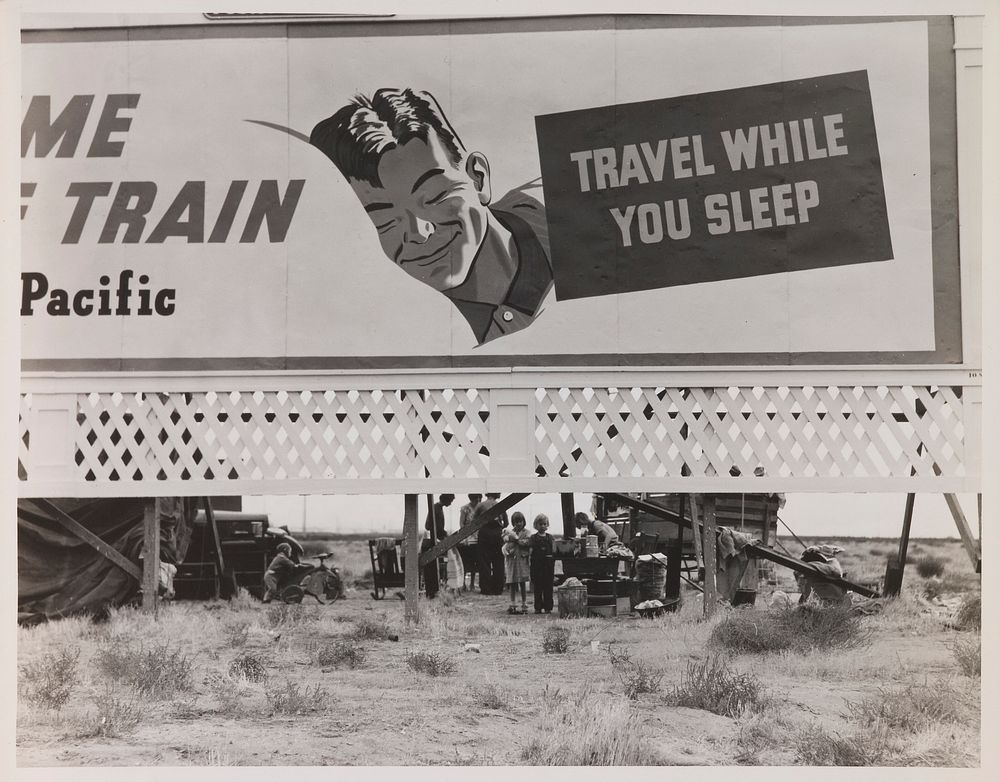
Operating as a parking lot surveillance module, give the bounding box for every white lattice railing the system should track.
[17,368,982,497]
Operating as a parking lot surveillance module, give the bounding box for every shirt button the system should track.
[501,310,514,322]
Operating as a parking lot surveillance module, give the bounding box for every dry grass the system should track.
[228,652,268,682]
[915,556,946,578]
[351,614,397,641]
[264,681,329,715]
[793,723,894,766]
[93,640,193,698]
[952,637,981,677]
[519,687,661,765]
[847,680,976,732]
[85,685,144,737]
[316,640,367,669]
[954,594,981,631]
[405,650,457,677]
[473,681,516,711]
[18,647,80,710]
[542,626,570,654]
[709,605,870,654]
[666,656,770,717]
[14,535,981,767]
[608,646,664,700]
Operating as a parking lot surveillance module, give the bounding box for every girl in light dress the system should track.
[502,512,532,614]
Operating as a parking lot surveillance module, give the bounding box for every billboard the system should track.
[19,16,961,370]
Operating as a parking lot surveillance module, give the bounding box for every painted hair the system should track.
[310,88,465,187]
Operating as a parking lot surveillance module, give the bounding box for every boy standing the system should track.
[529,514,555,614]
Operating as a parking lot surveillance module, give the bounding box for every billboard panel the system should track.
[19,16,961,370]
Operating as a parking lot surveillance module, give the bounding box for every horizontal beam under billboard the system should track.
[16,477,981,499]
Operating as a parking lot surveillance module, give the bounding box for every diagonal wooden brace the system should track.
[418,492,530,567]
[605,492,691,530]
[35,498,143,581]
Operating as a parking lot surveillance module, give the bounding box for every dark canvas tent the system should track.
[17,497,193,624]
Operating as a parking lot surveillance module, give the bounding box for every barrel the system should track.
[636,559,667,601]
[585,534,600,557]
[556,584,588,618]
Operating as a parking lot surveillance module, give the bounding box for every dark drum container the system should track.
[635,559,667,601]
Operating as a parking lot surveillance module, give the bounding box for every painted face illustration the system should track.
[349,134,491,292]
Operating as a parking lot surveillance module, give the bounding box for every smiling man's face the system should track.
[349,134,491,292]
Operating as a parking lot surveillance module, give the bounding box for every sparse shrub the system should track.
[607,646,663,700]
[952,638,981,677]
[224,622,250,647]
[954,594,981,631]
[316,640,366,669]
[542,626,570,654]
[922,579,944,600]
[709,605,870,654]
[793,723,893,766]
[734,713,783,765]
[228,651,267,682]
[93,641,193,698]
[518,687,659,765]
[170,697,200,720]
[475,682,514,711]
[406,650,457,677]
[87,686,143,737]
[351,614,396,641]
[265,680,328,715]
[18,647,80,710]
[916,556,946,579]
[666,656,769,717]
[847,681,974,731]
[266,603,317,627]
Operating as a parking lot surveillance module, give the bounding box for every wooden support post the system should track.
[701,496,718,617]
[944,494,981,572]
[142,499,160,615]
[897,493,915,571]
[202,497,228,599]
[426,494,436,543]
[884,493,916,597]
[404,493,420,625]
[689,494,704,578]
[560,493,576,540]
[665,540,682,601]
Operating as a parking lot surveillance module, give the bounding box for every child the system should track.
[502,511,532,614]
[529,513,555,614]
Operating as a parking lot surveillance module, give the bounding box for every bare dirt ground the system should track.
[16,536,980,766]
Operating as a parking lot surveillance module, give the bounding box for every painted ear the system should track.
[465,152,492,205]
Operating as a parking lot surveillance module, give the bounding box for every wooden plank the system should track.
[404,494,420,625]
[689,494,704,574]
[419,493,529,567]
[35,498,142,580]
[606,493,691,529]
[748,543,880,597]
[702,496,719,617]
[142,499,160,614]
[561,493,576,540]
[944,494,981,572]
[201,497,226,599]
